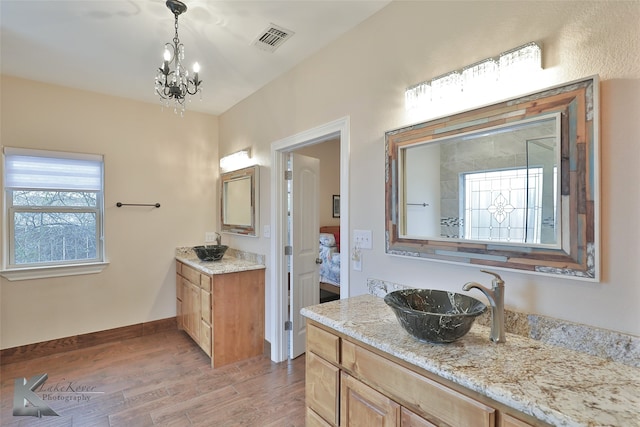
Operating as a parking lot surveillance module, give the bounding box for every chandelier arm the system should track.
[185,82,202,96]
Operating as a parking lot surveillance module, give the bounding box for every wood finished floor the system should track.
[0,330,306,427]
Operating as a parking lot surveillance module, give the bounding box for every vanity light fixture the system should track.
[430,71,462,102]
[220,149,252,172]
[405,82,431,111]
[155,0,202,115]
[462,58,499,96]
[405,42,542,111]
[499,42,542,80]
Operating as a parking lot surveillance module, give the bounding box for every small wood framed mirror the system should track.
[221,165,259,236]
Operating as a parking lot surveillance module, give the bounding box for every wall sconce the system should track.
[405,42,542,111]
[220,149,252,172]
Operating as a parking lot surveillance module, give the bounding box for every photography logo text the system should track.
[13,373,103,418]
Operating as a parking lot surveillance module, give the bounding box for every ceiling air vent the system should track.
[252,23,294,53]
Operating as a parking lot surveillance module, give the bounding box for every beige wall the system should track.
[0,76,219,349]
[296,138,341,227]
[220,1,640,337]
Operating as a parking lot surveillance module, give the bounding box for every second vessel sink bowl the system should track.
[384,289,486,343]
[193,245,228,261]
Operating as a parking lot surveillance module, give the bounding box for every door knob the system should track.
[316,258,323,264]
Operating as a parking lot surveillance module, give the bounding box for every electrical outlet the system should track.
[353,229,372,249]
[352,257,362,271]
[204,232,218,242]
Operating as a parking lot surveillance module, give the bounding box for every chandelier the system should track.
[155,0,202,114]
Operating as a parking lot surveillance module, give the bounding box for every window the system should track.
[462,167,543,243]
[3,148,105,275]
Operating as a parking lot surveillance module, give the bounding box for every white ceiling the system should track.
[1,0,390,115]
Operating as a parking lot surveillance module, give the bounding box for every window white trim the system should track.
[3,147,103,162]
[0,262,109,281]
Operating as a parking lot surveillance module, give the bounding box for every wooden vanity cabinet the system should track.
[176,261,265,367]
[306,321,540,427]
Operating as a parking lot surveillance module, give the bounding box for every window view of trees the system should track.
[11,191,98,265]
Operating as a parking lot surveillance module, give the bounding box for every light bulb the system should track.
[163,48,171,62]
[193,62,200,73]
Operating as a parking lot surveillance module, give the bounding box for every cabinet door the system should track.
[184,279,200,342]
[200,320,212,357]
[307,407,333,427]
[176,299,183,330]
[200,289,211,325]
[306,351,340,426]
[401,407,437,427]
[176,274,184,330]
[181,277,192,335]
[341,373,400,427]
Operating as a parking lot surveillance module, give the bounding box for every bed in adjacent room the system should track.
[319,226,340,297]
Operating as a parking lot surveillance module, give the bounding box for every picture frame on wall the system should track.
[332,195,340,218]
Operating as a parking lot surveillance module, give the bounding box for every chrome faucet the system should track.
[215,232,222,246]
[463,270,506,343]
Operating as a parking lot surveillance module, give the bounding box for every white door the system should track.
[289,152,320,359]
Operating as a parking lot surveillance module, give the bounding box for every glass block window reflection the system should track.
[462,168,543,243]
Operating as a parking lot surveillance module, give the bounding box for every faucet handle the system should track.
[480,270,504,286]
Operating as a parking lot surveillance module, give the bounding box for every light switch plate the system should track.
[204,231,217,243]
[353,229,372,249]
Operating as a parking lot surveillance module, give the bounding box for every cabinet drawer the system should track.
[341,340,495,427]
[306,351,340,426]
[181,263,201,285]
[200,274,212,292]
[200,320,212,357]
[501,414,535,427]
[401,407,437,427]
[308,323,340,365]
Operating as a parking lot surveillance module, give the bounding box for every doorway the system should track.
[269,117,350,363]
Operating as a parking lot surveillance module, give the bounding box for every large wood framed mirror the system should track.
[385,76,599,280]
[221,165,259,236]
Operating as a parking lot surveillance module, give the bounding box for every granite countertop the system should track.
[301,294,640,427]
[175,247,265,275]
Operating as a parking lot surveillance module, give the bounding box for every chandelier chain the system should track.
[173,13,180,46]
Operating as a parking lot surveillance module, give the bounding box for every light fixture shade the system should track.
[220,149,252,172]
[430,72,462,102]
[405,82,431,111]
[462,59,498,95]
[499,42,542,79]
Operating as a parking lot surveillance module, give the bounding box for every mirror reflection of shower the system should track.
[524,136,557,244]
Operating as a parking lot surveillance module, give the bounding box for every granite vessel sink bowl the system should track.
[384,289,487,343]
[193,245,228,261]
